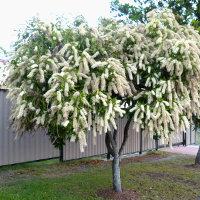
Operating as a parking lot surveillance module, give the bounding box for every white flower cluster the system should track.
[6,9,200,150]
[98,9,200,145]
[7,20,129,152]
[124,9,200,145]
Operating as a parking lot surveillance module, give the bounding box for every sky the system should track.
[0,0,133,56]
[0,0,134,83]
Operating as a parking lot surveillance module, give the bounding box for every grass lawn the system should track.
[0,151,200,200]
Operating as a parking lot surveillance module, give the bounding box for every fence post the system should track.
[153,134,160,151]
[59,145,64,162]
[139,130,142,154]
[183,132,186,146]
[155,139,159,151]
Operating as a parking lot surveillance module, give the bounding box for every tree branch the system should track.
[119,116,133,156]
[113,129,117,144]
[105,132,114,157]
[107,131,117,150]
[53,43,63,55]
[28,89,44,98]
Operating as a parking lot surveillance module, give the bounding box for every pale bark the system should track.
[105,117,133,193]
[195,145,200,165]
[112,154,122,192]
[106,130,123,192]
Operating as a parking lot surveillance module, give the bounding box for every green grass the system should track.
[0,151,200,200]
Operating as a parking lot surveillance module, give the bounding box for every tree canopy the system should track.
[111,0,200,30]
[7,17,127,152]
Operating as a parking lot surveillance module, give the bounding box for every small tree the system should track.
[195,146,200,165]
[100,8,200,179]
[103,9,200,147]
[122,9,200,165]
[7,17,130,192]
[7,9,200,193]
[191,116,200,165]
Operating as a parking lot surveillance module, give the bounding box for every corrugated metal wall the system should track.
[0,89,196,166]
[63,118,187,161]
[0,90,59,166]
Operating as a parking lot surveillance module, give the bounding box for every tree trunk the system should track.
[112,154,122,193]
[105,132,114,160]
[105,116,133,193]
[195,145,200,165]
[106,130,122,193]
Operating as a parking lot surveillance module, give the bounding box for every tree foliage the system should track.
[111,0,200,30]
[108,9,200,145]
[0,47,8,85]
[7,17,127,152]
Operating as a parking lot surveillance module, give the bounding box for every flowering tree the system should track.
[119,9,200,143]
[191,117,200,165]
[101,9,200,167]
[7,17,130,191]
[120,9,200,166]
[7,9,200,193]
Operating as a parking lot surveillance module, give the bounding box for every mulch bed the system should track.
[121,152,167,165]
[61,152,168,171]
[184,164,200,169]
[78,159,104,166]
[96,188,139,200]
[65,159,105,167]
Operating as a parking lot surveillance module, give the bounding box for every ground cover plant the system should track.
[0,151,200,200]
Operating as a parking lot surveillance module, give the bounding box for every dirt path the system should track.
[160,145,199,155]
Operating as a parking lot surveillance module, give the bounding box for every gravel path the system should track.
[160,145,199,155]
